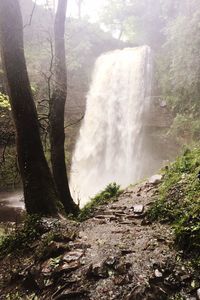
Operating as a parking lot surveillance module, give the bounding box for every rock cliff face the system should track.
[142,96,177,173]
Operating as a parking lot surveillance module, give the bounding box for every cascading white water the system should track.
[70,46,152,206]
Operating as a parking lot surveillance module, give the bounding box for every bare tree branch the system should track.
[23,1,37,29]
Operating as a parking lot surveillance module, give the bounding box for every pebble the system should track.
[155,269,163,278]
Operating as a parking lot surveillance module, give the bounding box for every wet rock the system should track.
[109,216,118,222]
[68,241,91,250]
[141,218,151,226]
[123,191,133,195]
[156,236,166,243]
[40,241,68,261]
[93,218,107,224]
[180,274,192,283]
[160,100,167,108]
[53,290,88,300]
[113,274,131,286]
[127,213,145,219]
[155,269,163,278]
[94,215,107,219]
[121,249,134,256]
[110,205,125,210]
[127,205,145,219]
[58,261,80,273]
[133,204,144,214]
[116,262,132,275]
[105,256,118,267]
[63,249,84,263]
[42,258,63,278]
[39,218,59,233]
[119,220,137,225]
[163,273,181,290]
[114,212,127,217]
[87,262,109,279]
[111,229,130,234]
[197,288,200,300]
[149,174,163,185]
[126,285,167,300]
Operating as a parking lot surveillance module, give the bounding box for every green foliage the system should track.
[148,148,200,256]
[155,1,200,146]
[168,295,185,300]
[5,292,38,300]
[78,183,122,221]
[0,147,20,189]
[0,215,42,256]
[0,92,10,110]
[167,115,200,145]
[6,292,22,300]
[99,0,165,46]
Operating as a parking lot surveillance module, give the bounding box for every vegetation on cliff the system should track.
[148,148,200,267]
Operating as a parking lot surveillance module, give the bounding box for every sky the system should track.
[35,0,106,21]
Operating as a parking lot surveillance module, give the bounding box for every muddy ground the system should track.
[0,181,199,299]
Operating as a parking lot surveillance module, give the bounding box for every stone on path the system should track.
[149,174,163,185]
[133,204,144,214]
[155,269,163,278]
[63,250,84,263]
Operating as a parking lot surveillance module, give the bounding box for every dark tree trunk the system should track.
[50,0,79,215]
[0,0,58,216]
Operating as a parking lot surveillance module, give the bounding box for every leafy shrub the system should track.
[147,148,200,256]
[78,183,122,221]
[0,215,42,256]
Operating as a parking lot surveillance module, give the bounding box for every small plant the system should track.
[168,294,185,300]
[78,183,122,221]
[0,215,42,256]
[6,292,38,300]
[0,92,10,109]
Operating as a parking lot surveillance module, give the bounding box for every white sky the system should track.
[35,0,106,21]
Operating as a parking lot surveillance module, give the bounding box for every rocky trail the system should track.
[0,180,199,299]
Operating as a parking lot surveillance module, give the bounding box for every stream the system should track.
[0,190,24,222]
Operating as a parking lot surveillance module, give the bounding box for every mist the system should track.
[0,1,199,299]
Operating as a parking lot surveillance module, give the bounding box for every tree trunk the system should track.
[0,0,58,216]
[50,0,79,215]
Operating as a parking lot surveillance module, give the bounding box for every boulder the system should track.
[149,174,163,185]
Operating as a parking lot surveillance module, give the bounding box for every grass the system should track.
[78,183,122,221]
[147,147,200,263]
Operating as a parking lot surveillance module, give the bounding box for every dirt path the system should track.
[1,181,197,300]
[72,183,176,299]
[42,182,187,300]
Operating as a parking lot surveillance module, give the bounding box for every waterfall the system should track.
[70,46,152,206]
